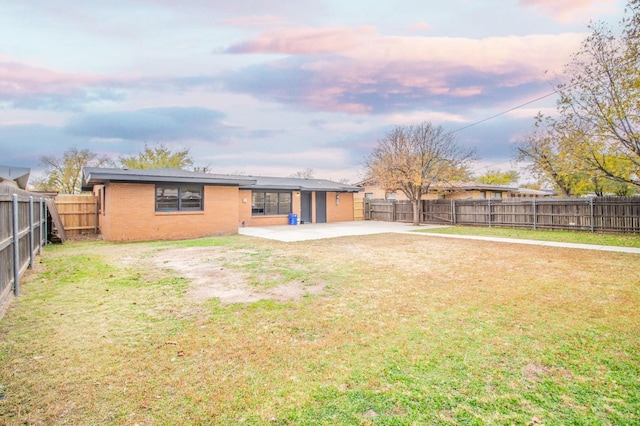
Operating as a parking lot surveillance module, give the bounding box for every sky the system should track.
[0,0,628,184]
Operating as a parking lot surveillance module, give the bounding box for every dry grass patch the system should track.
[0,234,638,424]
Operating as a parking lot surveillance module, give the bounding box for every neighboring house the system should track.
[82,167,361,242]
[356,179,552,200]
[0,165,30,190]
[508,188,554,198]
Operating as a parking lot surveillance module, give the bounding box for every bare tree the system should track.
[365,122,476,225]
[289,168,315,179]
[34,147,114,194]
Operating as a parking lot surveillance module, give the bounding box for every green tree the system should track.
[365,122,476,225]
[119,143,193,169]
[517,114,592,196]
[477,169,520,185]
[554,0,640,187]
[518,114,637,196]
[34,147,114,194]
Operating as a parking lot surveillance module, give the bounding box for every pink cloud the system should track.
[0,59,103,95]
[227,28,584,86]
[0,58,129,110]
[224,28,587,114]
[305,32,583,94]
[226,26,378,54]
[407,22,433,32]
[519,0,618,23]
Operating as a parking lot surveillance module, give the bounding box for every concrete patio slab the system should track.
[238,221,441,242]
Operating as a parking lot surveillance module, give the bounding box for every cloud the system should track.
[519,0,619,23]
[407,22,433,32]
[0,56,233,112]
[0,123,132,173]
[0,58,125,111]
[223,30,585,114]
[65,107,228,141]
[225,26,377,54]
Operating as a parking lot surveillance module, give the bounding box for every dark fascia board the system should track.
[247,176,362,193]
[249,184,362,193]
[82,167,257,191]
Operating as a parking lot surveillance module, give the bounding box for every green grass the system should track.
[0,235,638,425]
[415,225,640,248]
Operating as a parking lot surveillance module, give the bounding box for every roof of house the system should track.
[431,181,517,192]
[356,178,517,193]
[82,167,257,191]
[82,168,361,193]
[247,176,361,192]
[511,187,554,196]
[0,165,30,190]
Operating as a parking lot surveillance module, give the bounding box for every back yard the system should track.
[0,233,639,424]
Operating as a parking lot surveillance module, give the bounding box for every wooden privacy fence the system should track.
[365,197,640,233]
[0,186,48,313]
[364,199,413,222]
[54,195,98,236]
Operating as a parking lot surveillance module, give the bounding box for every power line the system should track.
[451,89,560,134]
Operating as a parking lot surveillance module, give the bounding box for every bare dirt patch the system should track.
[152,247,326,303]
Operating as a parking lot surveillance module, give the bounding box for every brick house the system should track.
[356,178,551,200]
[82,168,361,242]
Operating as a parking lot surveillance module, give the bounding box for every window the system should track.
[96,185,105,215]
[491,191,502,199]
[252,191,291,215]
[156,185,203,211]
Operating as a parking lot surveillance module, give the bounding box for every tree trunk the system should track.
[412,199,421,225]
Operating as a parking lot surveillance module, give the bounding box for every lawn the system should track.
[0,233,639,425]
[415,225,640,248]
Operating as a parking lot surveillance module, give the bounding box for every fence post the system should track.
[38,198,43,255]
[533,198,537,231]
[487,199,492,227]
[94,197,99,233]
[29,196,34,269]
[44,201,48,246]
[590,197,595,233]
[12,194,20,297]
[451,199,456,224]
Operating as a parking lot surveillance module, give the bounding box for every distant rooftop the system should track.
[0,165,30,190]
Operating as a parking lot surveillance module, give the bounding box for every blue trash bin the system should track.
[288,213,298,225]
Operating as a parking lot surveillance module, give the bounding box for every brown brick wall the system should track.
[100,183,239,242]
[326,192,355,222]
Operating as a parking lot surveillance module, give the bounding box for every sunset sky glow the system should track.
[0,0,626,183]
